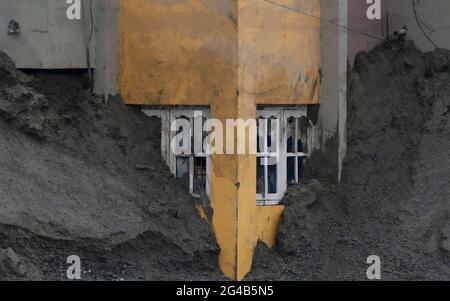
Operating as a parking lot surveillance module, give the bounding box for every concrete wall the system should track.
[317,0,348,182]
[0,0,118,95]
[93,0,118,96]
[388,0,450,51]
[0,0,95,68]
[348,0,388,65]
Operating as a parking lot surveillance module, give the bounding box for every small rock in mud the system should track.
[0,248,42,280]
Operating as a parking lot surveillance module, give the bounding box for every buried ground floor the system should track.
[143,106,314,205]
[143,105,316,279]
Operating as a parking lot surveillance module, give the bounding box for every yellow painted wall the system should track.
[235,0,320,280]
[239,0,321,105]
[118,0,321,280]
[118,0,238,106]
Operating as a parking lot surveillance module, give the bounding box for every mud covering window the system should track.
[257,108,310,206]
[153,108,310,205]
[286,115,309,184]
[257,111,282,205]
[170,110,211,199]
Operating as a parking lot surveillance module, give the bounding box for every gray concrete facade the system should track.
[92,0,118,96]
[317,0,348,182]
[348,0,388,65]
[0,0,118,96]
[0,0,95,68]
[388,0,450,51]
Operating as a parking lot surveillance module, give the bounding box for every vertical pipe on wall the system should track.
[93,0,118,97]
[337,0,348,182]
[317,0,348,182]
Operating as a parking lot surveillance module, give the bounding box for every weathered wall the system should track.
[237,0,320,280]
[388,0,450,51]
[119,0,240,280]
[317,0,348,181]
[118,0,321,280]
[348,0,388,65]
[118,0,238,106]
[0,0,95,68]
[118,0,320,107]
[240,0,321,106]
[93,0,118,96]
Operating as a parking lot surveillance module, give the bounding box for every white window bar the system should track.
[169,110,211,198]
[257,110,283,205]
[148,107,309,206]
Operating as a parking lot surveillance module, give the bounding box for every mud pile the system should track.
[248,41,450,280]
[0,52,222,280]
[1,40,449,281]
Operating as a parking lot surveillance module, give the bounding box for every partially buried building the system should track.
[1,0,368,280]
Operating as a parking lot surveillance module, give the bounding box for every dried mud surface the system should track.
[1,41,450,281]
[0,52,222,280]
[248,41,450,280]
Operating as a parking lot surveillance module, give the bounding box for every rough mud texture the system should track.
[0,53,223,281]
[248,41,450,280]
[1,40,449,281]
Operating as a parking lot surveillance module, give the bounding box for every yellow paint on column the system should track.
[118,0,241,280]
[257,205,285,247]
[235,98,257,281]
[234,0,320,280]
[210,102,239,280]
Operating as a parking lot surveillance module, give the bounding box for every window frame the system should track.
[255,108,309,205]
[147,107,310,205]
[284,109,310,185]
[169,110,211,198]
[256,110,284,205]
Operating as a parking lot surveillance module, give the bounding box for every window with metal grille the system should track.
[145,107,311,205]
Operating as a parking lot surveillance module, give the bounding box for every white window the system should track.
[256,110,283,205]
[157,109,211,198]
[256,108,310,205]
[144,107,312,205]
[284,109,310,185]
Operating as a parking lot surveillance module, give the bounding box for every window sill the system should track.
[256,200,284,206]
